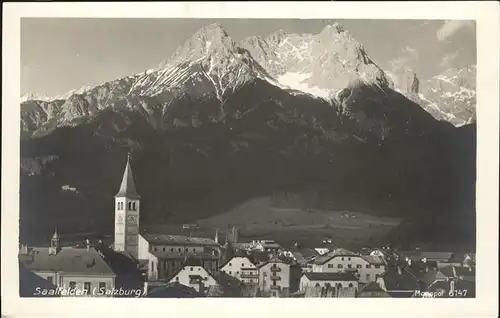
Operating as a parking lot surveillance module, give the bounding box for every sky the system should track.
[21,18,476,96]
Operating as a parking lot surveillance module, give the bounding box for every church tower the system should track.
[114,153,141,258]
[49,229,60,255]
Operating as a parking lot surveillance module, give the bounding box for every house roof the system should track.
[20,247,115,276]
[168,264,216,283]
[258,240,282,249]
[150,250,217,261]
[219,255,255,270]
[357,281,389,294]
[420,252,454,261]
[303,272,358,282]
[421,269,449,287]
[362,255,386,265]
[313,248,358,265]
[143,234,219,247]
[146,282,201,298]
[115,155,141,199]
[380,266,420,293]
[454,266,475,278]
[300,248,319,259]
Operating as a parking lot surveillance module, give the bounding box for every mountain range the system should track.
[19,23,476,249]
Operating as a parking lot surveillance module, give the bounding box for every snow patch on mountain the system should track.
[277,72,332,99]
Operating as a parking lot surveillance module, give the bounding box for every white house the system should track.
[299,272,359,291]
[168,264,218,294]
[220,256,259,285]
[258,256,291,297]
[311,249,386,284]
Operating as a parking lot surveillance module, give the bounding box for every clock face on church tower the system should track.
[127,215,138,224]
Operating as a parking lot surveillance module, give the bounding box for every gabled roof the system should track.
[115,155,141,199]
[362,255,386,265]
[357,281,389,295]
[168,264,216,283]
[379,266,420,293]
[219,255,256,270]
[20,247,115,276]
[420,252,454,261]
[313,248,359,265]
[146,282,201,298]
[303,272,358,282]
[143,234,219,247]
[150,250,217,261]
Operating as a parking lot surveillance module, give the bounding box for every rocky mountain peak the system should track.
[319,22,345,36]
[159,23,237,68]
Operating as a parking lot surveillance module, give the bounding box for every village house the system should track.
[299,272,359,291]
[311,248,386,284]
[167,263,218,294]
[258,255,291,297]
[220,255,259,285]
[251,240,283,255]
[18,231,116,297]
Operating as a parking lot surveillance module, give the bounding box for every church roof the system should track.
[115,155,141,199]
[143,234,219,247]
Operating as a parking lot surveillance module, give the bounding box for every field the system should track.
[193,197,402,249]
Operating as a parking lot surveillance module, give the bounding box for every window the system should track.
[178,248,181,252]
[338,264,343,268]
[375,265,380,269]
[349,283,354,288]
[229,271,232,275]
[171,248,174,252]
[84,282,91,291]
[69,281,76,290]
[341,257,344,261]
[366,274,371,280]
[163,247,165,251]
[263,272,267,277]
[328,264,333,268]
[46,276,53,283]
[128,202,132,210]
[99,282,106,291]
[132,202,136,210]
[242,263,244,267]
[315,283,320,287]
[356,264,362,269]
[229,263,232,266]
[348,257,351,261]
[366,264,371,268]
[185,248,188,252]
[190,267,194,271]
[236,271,239,275]
[348,264,352,268]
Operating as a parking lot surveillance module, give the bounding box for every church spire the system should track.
[115,152,141,199]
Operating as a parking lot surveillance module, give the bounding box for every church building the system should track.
[113,153,222,283]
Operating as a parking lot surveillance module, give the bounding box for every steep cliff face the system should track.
[418,65,476,126]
